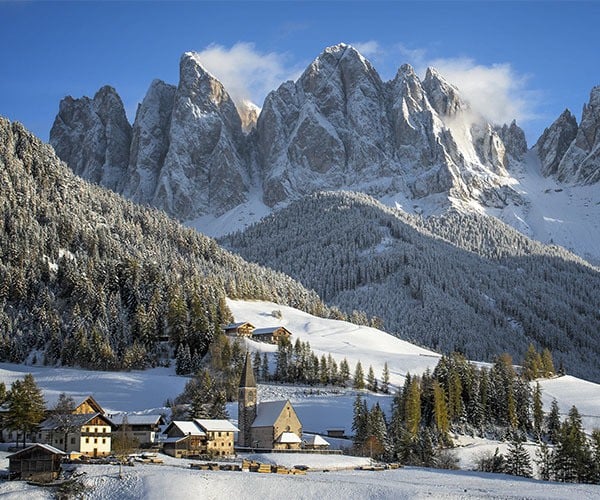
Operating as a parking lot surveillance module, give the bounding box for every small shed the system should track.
[7,444,65,482]
[223,322,256,338]
[303,434,330,450]
[251,326,292,344]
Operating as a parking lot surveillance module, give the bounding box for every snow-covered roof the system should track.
[168,421,206,436]
[110,414,164,426]
[304,434,330,447]
[40,412,108,430]
[223,322,255,330]
[276,432,302,444]
[251,400,288,428]
[162,436,187,444]
[194,419,239,432]
[252,327,291,336]
[7,443,66,458]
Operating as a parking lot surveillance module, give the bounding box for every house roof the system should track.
[7,443,66,459]
[223,322,255,330]
[39,412,111,431]
[164,420,206,437]
[251,400,288,428]
[304,434,330,446]
[194,419,239,432]
[276,432,302,444]
[109,414,165,426]
[74,395,104,414]
[252,327,291,336]
[239,352,256,388]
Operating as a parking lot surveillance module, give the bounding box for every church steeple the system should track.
[238,352,257,448]
[239,352,256,389]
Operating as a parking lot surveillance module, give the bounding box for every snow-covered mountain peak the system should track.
[423,66,467,117]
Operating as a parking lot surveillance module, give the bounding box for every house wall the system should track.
[163,435,206,458]
[205,431,235,456]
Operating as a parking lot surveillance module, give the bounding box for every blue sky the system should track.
[1,1,599,144]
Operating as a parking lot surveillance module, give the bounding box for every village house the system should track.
[37,395,113,458]
[251,326,292,344]
[238,353,303,450]
[162,419,238,458]
[7,443,65,482]
[303,434,331,450]
[109,414,166,447]
[223,322,255,338]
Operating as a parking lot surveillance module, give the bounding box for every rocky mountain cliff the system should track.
[50,44,528,220]
[535,86,600,184]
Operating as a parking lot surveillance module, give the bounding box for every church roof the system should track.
[239,352,256,388]
[251,400,288,428]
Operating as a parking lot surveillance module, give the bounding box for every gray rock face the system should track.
[257,44,514,208]
[153,53,250,218]
[50,86,131,191]
[556,86,600,184]
[124,79,176,202]
[534,109,578,177]
[51,44,534,219]
[497,120,528,160]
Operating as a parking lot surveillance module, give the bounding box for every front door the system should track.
[93,448,98,457]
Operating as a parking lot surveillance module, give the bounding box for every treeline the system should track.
[223,191,600,382]
[352,352,553,461]
[0,119,337,371]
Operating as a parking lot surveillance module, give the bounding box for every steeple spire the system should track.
[239,352,256,388]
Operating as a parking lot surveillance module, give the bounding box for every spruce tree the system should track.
[7,374,46,447]
[352,393,368,453]
[535,442,554,481]
[381,362,390,394]
[554,405,593,483]
[532,382,544,439]
[353,361,365,390]
[367,365,376,392]
[547,399,561,444]
[339,358,350,386]
[505,438,532,478]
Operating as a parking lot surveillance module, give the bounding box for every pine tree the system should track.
[7,374,46,447]
[381,362,390,394]
[554,405,593,483]
[405,377,422,438]
[535,441,554,481]
[261,352,270,381]
[353,361,365,390]
[352,393,368,453]
[432,380,450,438]
[505,438,532,478]
[367,365,376,392]
[590,430,600,484]
[540,349,555,377]
[339,358,350,386]
[547,399,561,444]
[253,351,262,381]
[532,382,544,439]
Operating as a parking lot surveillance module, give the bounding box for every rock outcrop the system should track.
[534,109,579,177]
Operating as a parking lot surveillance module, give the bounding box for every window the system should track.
[85,438,89,444]
[102,438,106,444]
[71,437,76,445]
[218,432,221,437]
[94,428,97,433]
[94,438,97,444]
[103,428,107,433]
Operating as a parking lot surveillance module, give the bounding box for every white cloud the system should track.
[394,44,539,125]
[351,40,383,59]
[193,42,301,108]
[424,57,538,125]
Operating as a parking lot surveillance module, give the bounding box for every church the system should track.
[238,353,303,450]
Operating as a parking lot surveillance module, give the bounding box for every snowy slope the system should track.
[226,298,442,388]
[486,151,600,264]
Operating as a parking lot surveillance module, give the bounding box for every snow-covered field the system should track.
[1,453,599,500]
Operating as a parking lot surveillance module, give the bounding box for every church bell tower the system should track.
[238,352,257,448]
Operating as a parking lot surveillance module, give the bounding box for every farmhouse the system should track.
[251,326,292,344]
[38,412,113,457]
[7,443,65,482]
[109,414,166,446]
[238,353,303,450]
[223,322,255,338]
[162,419,238,458]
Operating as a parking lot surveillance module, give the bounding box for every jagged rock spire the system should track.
[239,352,256,388]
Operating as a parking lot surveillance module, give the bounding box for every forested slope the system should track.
[222,191,600,382]
[0,119,328,370]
